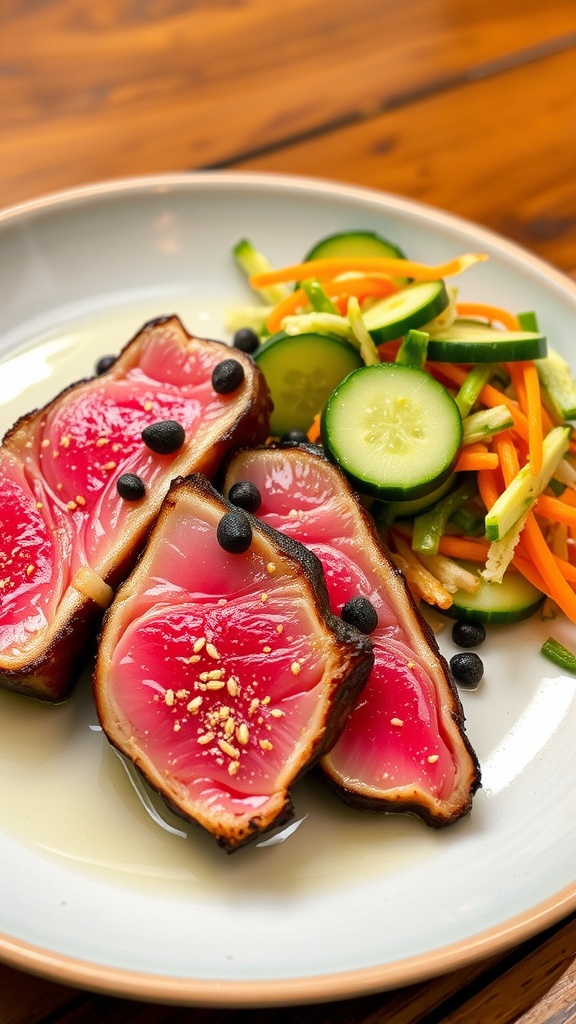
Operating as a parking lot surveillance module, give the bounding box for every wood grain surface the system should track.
[1,1,576,1021]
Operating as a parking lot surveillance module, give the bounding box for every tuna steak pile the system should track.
[0,316,271,701]
[224,445,481,826]
[94,475,373,851]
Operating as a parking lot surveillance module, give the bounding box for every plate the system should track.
[1,171,576,1007]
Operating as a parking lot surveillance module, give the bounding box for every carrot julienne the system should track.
[455,302,520,331]
[454,447,499,473]
[518,513,576,622]
[249,253,488,289]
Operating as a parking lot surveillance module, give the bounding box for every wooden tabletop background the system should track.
[2,1,576,1021]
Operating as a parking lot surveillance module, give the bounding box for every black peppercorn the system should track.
[228,481,262,513]
[280,429,309,444]
[232,328,259,354]
[341,596,379,635]
[141,420,185,454]
[216,509,253,554]
[452,620,486,649]
[116,473,146,501]
[449,652,484,689]
[95,354,116,375]
[212,359,245,394]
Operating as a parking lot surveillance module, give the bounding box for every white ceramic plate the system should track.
[1,172,575,1007]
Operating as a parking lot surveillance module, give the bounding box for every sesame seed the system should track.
[187,697,203,714]
[173,721,181,732]
[260,593,269,603]
[228,760,240,776]
[164,689,175,707]
[270,709,284,718]
[390,717,404,727]
[266,562,276,575]
[226,676,239,697]
[428,754,439,763]
[237,723,249,745]
[25,564,35,577]
[193,637,206,653]
[219,706,231,719]
[186,654,200,664]
[75,495,86,506]
[206,642,220,660]
[259,739,273,751]
[206,680,225,691]
[95,437,109,447]
[35,502,44,510]
[41,439,50,448]
[60,434,71,448]
[288,509,298,519]
[276,624,284,634]
[66,500,77,511]
[224,717,236,737]
[143,401,153,411]
[176,689,189,699]
[262,646,272,653]
[249,698,260,713]
[219,739,240,759]
[101,461,117,471]
[290,661,301,676]
[261,695,271,705]
[197,731,214,745]
[207,668,225,680]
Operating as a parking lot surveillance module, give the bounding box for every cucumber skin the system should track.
[440,561,544,624]
[364,281,450,344]
[303,229,406,263]
[427,321,547,363]
[254,331,363,436]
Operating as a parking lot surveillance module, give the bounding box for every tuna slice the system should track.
[94,474,373,851]
[224,445,481,827]
[0,316,271,701]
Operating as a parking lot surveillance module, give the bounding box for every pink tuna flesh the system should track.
[95,474,373,851]
[224,446,480,826]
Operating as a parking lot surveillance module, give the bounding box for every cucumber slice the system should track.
[427,319,547,362]
[303,229,406,263]
[363,281,449,344]
[322,363,462,500]
[254,331,362,436]
[372,474,457,526]
[442,561,544,623]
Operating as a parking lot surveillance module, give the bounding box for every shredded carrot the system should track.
[265,288,308,334]
[517,513,576,622]
[536,493,576,528]
[307,412,322,443]
[328,276,398,314]
[455,302,520,331]
[436,534,491,562]
[477,466,503,511]
[428,363,530,444]
[454,448,499,473]
[491,431,520,486]
[506,361,547,475]
[249,253,488,289]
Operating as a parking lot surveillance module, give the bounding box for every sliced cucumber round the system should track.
[372,473,457,526]
[303,229,406,263]
[362,280,449,344]
[443,561,544,623]
[254,331,362,436]
[427,319,547,363]
[322,363,462,500]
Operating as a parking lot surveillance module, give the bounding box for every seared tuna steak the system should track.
[94,474,373,852]
[224,446,480,826]
[0,316,271,701]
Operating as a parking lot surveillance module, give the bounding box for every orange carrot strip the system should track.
[536,493,576,528]
[477,467,503,511]
[249,253,488,289]
[455,302,520,331]
[522,362,544,475]
[307,412,322,443]
[436,534,491,562]
[265,288,308,333]
[491,430,521,487]
[454,449,499,472]
[429,363,530,443]
[517,513,576,622]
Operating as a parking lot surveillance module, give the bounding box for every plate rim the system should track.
[1,169,576,1006]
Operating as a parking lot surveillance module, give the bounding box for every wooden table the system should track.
[2,2,576,1021]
